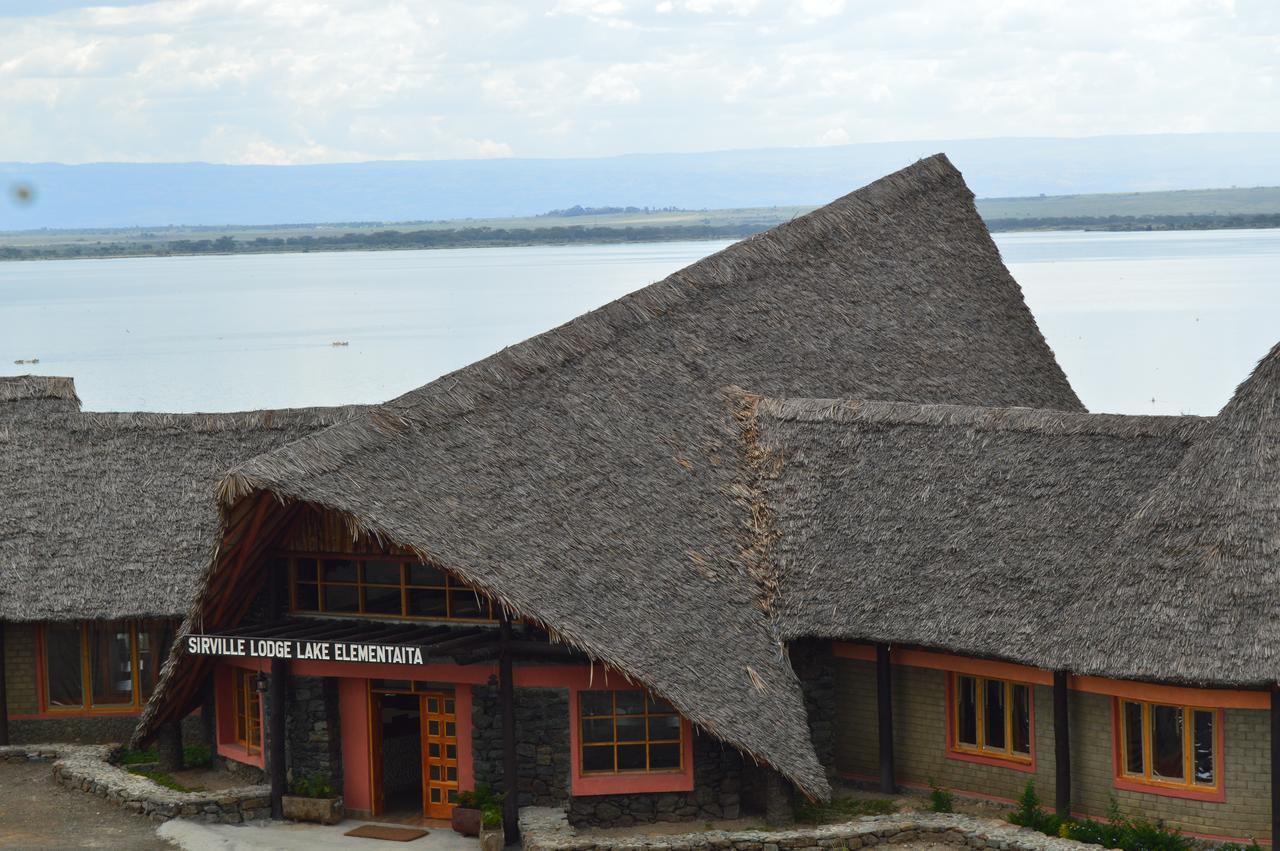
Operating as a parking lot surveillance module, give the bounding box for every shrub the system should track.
[1012,786,1191,851]
[1006,781,1062,836]
[481,804,503,829]
[458,783,504,810]
[928,780,953,814]
[289,772,335,798]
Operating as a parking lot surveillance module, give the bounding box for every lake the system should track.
[2,229,1277,416]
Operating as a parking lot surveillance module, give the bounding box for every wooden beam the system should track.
[875,643,894,794]
[1271,683,1279,846]
[269,657,289,819]
[0,622,9,747]
[499,613,519,843]
[1054,670,1071,818]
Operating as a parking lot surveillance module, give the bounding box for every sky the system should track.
[0,0,1277,164]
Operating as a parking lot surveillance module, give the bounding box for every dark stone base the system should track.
[8,713,203,747]
[473,684,572,809]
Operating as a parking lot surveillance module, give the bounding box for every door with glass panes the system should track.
[421,692,459,818]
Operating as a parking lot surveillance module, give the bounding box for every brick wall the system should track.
[833,658,1271,842]
[4,622,38,716]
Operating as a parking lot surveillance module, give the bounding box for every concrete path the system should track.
[159,818,481,851]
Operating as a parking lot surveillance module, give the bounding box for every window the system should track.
[1118,700,1218,792]
[951,674,1032,763]
[285,554,495,622]
[579,689,683,774]
[234,670,262,755]
[41,621,175,713]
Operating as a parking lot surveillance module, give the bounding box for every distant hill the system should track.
[3,132,1280,230]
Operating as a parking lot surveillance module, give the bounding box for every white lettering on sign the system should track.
[184,634,426,666]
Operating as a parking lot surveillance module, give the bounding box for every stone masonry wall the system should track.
[567,730,743,828]
[791,639,836,777]
[834,658,1271,843]
[4,622,38,715]
[286,675,342,787]
[473,684,572,808]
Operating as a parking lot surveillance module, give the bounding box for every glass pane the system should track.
[956,676,977,746]
[407,563,447,586]
[89,624,134,705]
[615,690,645,715]
[428,743,440,758]
[1011,684,1031,755]
[447,789,458,803]
[428,720,440,736]
[444,699,455,715]
[449,591,484,620]
[617,744,646,771]
[430,788,440,803]
[323,584,359,613]
[363,560,402,585]
[445,721,456,737]
[373,679,411,692]
[45,624,84,707]
[429,764,440,780]
[616,715,645,743]
[1193,711,1215,785]
[407,588,448,618]
[427,697,438,713]
[295,558,317,581]
[445,744,456,760]
[583,718,614,743]
[322,558,357,583]
[983,679,1006,750]
[648,714,681,741]
[1152,705,1185,780]
[362,585,402,615]
[581,691,614,717]
[447,766,457,782]
[137,624,174,698]
[649,743,680,769]
[582,745,614,772]
[1124,701,1144,775]
[294,582,319,611]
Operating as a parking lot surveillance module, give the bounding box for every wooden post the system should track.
[875,643,894,794]
[1271,683,1280,846]
[269,658,289,819]
[499,613,519,843]
[0,622,9,747]
[1053,670,1071,818]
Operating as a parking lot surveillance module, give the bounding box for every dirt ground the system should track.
[0,759,176,849]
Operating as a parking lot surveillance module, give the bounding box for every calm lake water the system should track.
[2,230,1277,416]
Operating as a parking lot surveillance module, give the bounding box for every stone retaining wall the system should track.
[0,744,272,824]
[519,807,1117,851]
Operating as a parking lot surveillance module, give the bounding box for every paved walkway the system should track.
[0,758,176,849]
[159,818,481,851]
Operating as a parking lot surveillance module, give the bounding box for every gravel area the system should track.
[0,759,176,849]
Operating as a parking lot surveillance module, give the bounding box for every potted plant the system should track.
[479,804,505,851]
[282,772,344,825]
[452,784,503,836]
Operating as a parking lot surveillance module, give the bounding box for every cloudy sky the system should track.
[1,0,1277,164]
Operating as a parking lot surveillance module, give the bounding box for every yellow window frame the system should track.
[579,689,683,775]
[234,669,263,756]
[286,553,496,623]
[1117,699,1219,792]
[41,621,174,714]
[951,673,1032,763]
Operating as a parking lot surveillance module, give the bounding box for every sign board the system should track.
[185,634,426,666]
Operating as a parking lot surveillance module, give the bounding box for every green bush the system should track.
[289,772,335,798]
[1006,781,1062,836]
[481,804,503,829]
[927,780,953,814]
[1009,783,1191,851]
[457,783,504,810]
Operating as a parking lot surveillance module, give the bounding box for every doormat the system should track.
[344,824,429,842]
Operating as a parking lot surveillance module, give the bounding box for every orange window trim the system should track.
[567,683,695,797]
[944,672,1035,774]
[579,689,684,776]
[1110,698,1226,802]
[38,621,173,717]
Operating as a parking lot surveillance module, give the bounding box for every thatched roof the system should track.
[0,375,81,416]
[144,154,1080,798]
[757,341,1280,689]
[0,397,364,622]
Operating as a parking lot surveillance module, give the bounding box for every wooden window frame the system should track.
[39,620,175,716]
[234,669,263,756]
[946,672,1034,771]
[1112,698,1224,801]
[284,553,496,623]
[578,688,684,776]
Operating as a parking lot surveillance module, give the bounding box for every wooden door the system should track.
[420,692,459,818]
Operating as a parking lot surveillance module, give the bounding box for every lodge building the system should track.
[4,155,1279,846]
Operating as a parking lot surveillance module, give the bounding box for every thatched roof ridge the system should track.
[756,394,1211,679]
[0,402,365,622]
[0,375,81,414]
[145,154,1083,798]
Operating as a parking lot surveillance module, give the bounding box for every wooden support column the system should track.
[0,622,9,747]
[1271,683,1280,846]
[269,658,289,820]
[499,613,519,843]
[875,643,895,794]
[1053,670,1071,818]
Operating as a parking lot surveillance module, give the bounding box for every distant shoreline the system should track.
[3,213,1279,262]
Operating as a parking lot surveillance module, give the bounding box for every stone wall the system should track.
[4,622,38,715]
[8,712,203,747]
[791,640,836,778]
[472,684,572,808]
[286,675,342,786]
[520,806,1104,851]
[567,731,743,828]
[834,657,1271,843]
